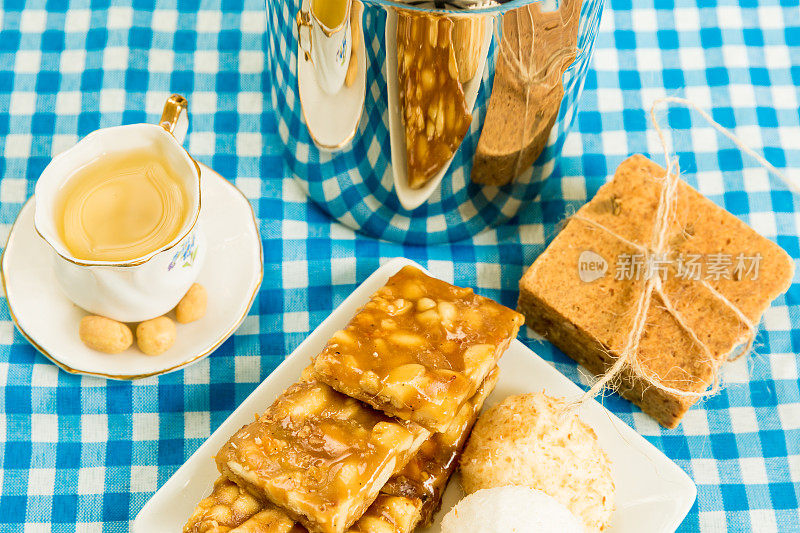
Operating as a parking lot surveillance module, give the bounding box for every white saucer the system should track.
[135,258,695,532]
[387,12,493,210]
[1,163,263,380]
[297,0,367,151]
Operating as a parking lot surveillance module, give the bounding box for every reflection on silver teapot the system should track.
[296,0,354,95]
[267,0,604,243]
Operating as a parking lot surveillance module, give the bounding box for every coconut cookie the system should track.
[442,486,583,533]
[460,392,615,532]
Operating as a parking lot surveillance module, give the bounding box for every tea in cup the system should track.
[34,95,206,323]
[55,146,190,263]
[296,0,353,95]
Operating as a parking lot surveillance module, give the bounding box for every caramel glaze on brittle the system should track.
[397,11,472,189]
[312,266,522,433]
[215,379,429,533]
[382,366,499,525]
[186,369,499,533]
[185,479,420,533]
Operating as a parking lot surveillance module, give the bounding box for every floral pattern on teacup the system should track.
[336,32,348,65]
[168,234,198,271]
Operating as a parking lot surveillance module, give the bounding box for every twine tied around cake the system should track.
[564,96,800,412]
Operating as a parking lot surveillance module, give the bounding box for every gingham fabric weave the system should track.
[0,0,799,531]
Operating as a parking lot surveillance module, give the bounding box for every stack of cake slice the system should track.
[183,266,524,533]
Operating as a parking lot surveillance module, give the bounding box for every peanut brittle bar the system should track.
[312,266,522,432]
[215,379,430,533]
[183,476,300,533]
[383,366,498,525]
[187,369,499,533]
[185,483,420,533]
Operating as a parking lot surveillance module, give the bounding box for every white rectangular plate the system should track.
[134,257,696,533]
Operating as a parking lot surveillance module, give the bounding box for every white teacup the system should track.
[33,95,206,323]
[296,0,352,95]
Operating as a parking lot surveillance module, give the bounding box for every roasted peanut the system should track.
[79,316,133,354]
[207,504,233,523]
[448,50,459,80]
[371,422,413,450]
[336,461,360,487]
[428,20,438,47]
[175,283,207,324]
[230,496,259,516]
[463,344,496,372]
[416,309,440,326]
[435,108,444,136]
[387,363,426,384]
[402,281,425,300]
[421,69,435,90]
[287,387,327,417]
[359,370,381,394]
[386,380,420,405]
[417,297,436,311]
[331,329,356,346]
[416,135,428,160]
[437,301,457,323]
[334,398,362,421]
[136,316,176,356]
[389,331,425,348]
[387,298,412,315]
[217,483,240,504]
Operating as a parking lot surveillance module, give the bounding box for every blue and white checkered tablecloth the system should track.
[0,0,798,531]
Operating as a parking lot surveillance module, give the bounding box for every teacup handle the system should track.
[296,10,314,63]
[160,94,189,144]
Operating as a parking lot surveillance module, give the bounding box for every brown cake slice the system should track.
[517,154,794,427]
